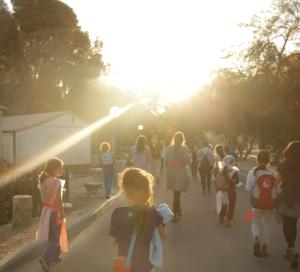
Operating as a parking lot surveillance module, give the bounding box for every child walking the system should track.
[36,158,68,272]
[217,155,239,226]
[246,150,278,258]
[100,142,116,199]
[109,168,166,272]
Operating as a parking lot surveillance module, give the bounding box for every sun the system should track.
[103,60,210,104]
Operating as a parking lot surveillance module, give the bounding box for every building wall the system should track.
[14,113,91,165]
[2,133,13,164]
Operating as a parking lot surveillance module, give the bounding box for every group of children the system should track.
[190,140,300,270]
[36,139,300,271]
[213,141,300,269]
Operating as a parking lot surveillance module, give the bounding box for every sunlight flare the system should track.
[0,103,134,188]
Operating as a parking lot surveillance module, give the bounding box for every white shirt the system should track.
[130,145,152,170]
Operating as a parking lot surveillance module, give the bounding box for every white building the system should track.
[2,111,91,166]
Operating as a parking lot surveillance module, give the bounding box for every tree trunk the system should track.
[12,195,32,229]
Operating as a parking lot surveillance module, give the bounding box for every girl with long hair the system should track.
[109,168,165,272]
[129,135,152,171]
[277,141,300,268]
[36,157,68,272]
[165,131,190,222]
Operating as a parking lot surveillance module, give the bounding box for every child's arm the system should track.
[245,170,254,192]
[158,225,166,239]
[108,236,117,247]
[108,209,119,247]
[231,172,239,186]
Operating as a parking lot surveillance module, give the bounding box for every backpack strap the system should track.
[125,229,138,267]
[253,166,267,176]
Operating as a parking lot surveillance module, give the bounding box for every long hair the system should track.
[214,144,225,159]
[136,135,147,153]
[119,168,154,238]
[171,131,185,150]
[282,140,300,171]
[38,157,64,185]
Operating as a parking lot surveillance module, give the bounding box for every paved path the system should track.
[12,165,299,272]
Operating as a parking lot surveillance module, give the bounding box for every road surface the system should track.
[12,167,298,272]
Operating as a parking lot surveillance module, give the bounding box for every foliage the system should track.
[162,0,300,160]
[0,0,105,115]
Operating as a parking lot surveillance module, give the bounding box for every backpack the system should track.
[200,149,212,170]
[250,168,278,210]
[215,172,230,191]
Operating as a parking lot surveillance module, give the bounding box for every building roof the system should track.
[2,111,86,133]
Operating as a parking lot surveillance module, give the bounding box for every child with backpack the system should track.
[109,168,168,272]
[246,150,278,258]
[216,155,239,226]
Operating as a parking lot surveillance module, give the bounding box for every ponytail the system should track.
[38,157,63,185]
[38,170,49,185]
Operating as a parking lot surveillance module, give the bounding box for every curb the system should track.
[0,191,122,272]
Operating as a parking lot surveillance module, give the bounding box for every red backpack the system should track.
[250,168,278,209]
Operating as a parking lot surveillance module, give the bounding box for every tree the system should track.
[0,0,105,114]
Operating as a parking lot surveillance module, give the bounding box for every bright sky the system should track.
[8,0,273,101]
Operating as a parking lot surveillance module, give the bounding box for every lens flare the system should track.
[0,103,134,189]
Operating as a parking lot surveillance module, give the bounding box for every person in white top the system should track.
[129,135,152,171]
[246,150,278,258]
[100,142,116,199]
[197,141,214,194]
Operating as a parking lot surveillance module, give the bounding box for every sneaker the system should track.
[218,218,225,224]
[285,248,293,260]
[253,243,262,258]
[39,258,51,272]
[225,220,232,227]
[50,257,63,266]
[262,245,269,258]
[291,254,299,269]
[172,214,179,223]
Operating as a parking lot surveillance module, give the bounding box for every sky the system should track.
[6,0,273,101]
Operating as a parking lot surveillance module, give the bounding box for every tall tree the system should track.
[0,0,105,114]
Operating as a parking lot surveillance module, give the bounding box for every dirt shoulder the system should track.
[0,174,114,261]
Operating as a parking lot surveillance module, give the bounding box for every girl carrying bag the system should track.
[112,230,137,272]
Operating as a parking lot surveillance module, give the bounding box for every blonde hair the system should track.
[100,142,111,152]
[171,131,185,148]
